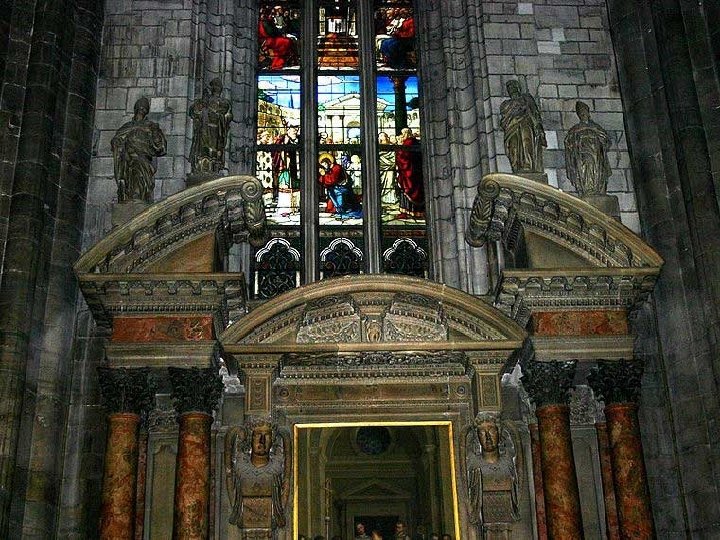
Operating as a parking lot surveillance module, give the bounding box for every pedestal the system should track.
[100,412,141,540]
[605,403,654,539]
[173,412,213,540]
[112,200,150,228]
[580,194,620,220]
[536,404,584,539]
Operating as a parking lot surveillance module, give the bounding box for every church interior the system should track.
[0,0,719,538]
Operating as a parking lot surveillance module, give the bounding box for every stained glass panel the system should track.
[317,1,359,70]
[318,76,361,145]
[374,1,416,71]
[259,2,301,71]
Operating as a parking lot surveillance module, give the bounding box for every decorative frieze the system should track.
[168,367,224,415]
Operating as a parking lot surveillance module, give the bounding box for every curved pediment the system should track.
[221,275,526,351]
[466,173,663,269]
[75,175,267,274]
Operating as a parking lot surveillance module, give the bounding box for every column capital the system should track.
[169,367,223,415]
[587,360,643,404]
[521,360,576,408]
[98,367,157,415]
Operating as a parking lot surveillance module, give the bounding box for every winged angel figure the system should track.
[466,414,519,533]
[224,420,291,530]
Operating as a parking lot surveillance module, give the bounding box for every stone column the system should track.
[521,361,584,539]
[169,367,223,540]
[588,361,654,539]
[97,368,157,540]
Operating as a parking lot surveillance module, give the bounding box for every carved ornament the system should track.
[169,367,224,414]
[587,360,643,404]
[520,360,576,408]
[98,367,157,415]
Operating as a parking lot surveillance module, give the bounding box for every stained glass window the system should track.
[253,0,428,298]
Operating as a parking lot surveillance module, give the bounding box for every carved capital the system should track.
[169,367,223,414]
[587,360,643,404]
[520,360,576,408]
[97,367,157,415]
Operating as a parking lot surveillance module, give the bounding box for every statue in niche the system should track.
[111,97,167,202]
[564,101,612,196]
[189,78,233,174]
[225,419,290,531]
[466,414,519,538]
[499,80,546,174]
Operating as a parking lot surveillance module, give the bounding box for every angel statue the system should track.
[224,419,291,531]
[466,414,519,539]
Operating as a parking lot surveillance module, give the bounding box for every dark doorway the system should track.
[355,515,399,540]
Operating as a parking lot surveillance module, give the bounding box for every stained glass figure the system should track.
[317,1,359,69]
[258,2,301,70]
[257,76,302,225]
[318,76,361,145]
[374,1,416,70]
[318,151,362,223]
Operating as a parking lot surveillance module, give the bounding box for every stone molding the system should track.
[79,273,247,330]
[495,269,659,327]
[521,360,577,408]
[587,361,643,404]
[105,341,220,369]
[75,175,267,274]
[97,367,158,415]
[466,173,663,269]
[169,367,224,414]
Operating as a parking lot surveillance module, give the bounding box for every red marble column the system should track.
[529,423,548,540]
[605,403,654,540]
[595,422,620,540]
[536,405,584,540]
[100,412,141,540]
[173,412,213,540]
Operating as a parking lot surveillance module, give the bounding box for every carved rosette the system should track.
[520,360,576,407]
[587,360,643,404]
[169,367,224,415]
[98,367,158,415]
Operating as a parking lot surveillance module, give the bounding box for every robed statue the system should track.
[499,80,546,174]
[189,78,233,174]
[224,420,291,531]
[564,101,612,196]
[466,414,519,539]
[111,97,167,202]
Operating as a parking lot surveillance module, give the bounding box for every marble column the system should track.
[97,368,157,540]
[588,361,654,539]
[521,360,584,540]
[169,367,223,540]
[528,423,547,540]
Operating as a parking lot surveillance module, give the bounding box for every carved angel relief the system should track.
[465,414,519,535]
[224,420,291,532]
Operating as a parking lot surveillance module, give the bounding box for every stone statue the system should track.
[111,97,167,202]
[189,78,233,174]
[564,101,612,196]
[466,414,519,538]
[500,80,546,174]
[224,419,290,531]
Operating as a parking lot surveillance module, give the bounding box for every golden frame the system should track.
[293,420,461,540]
